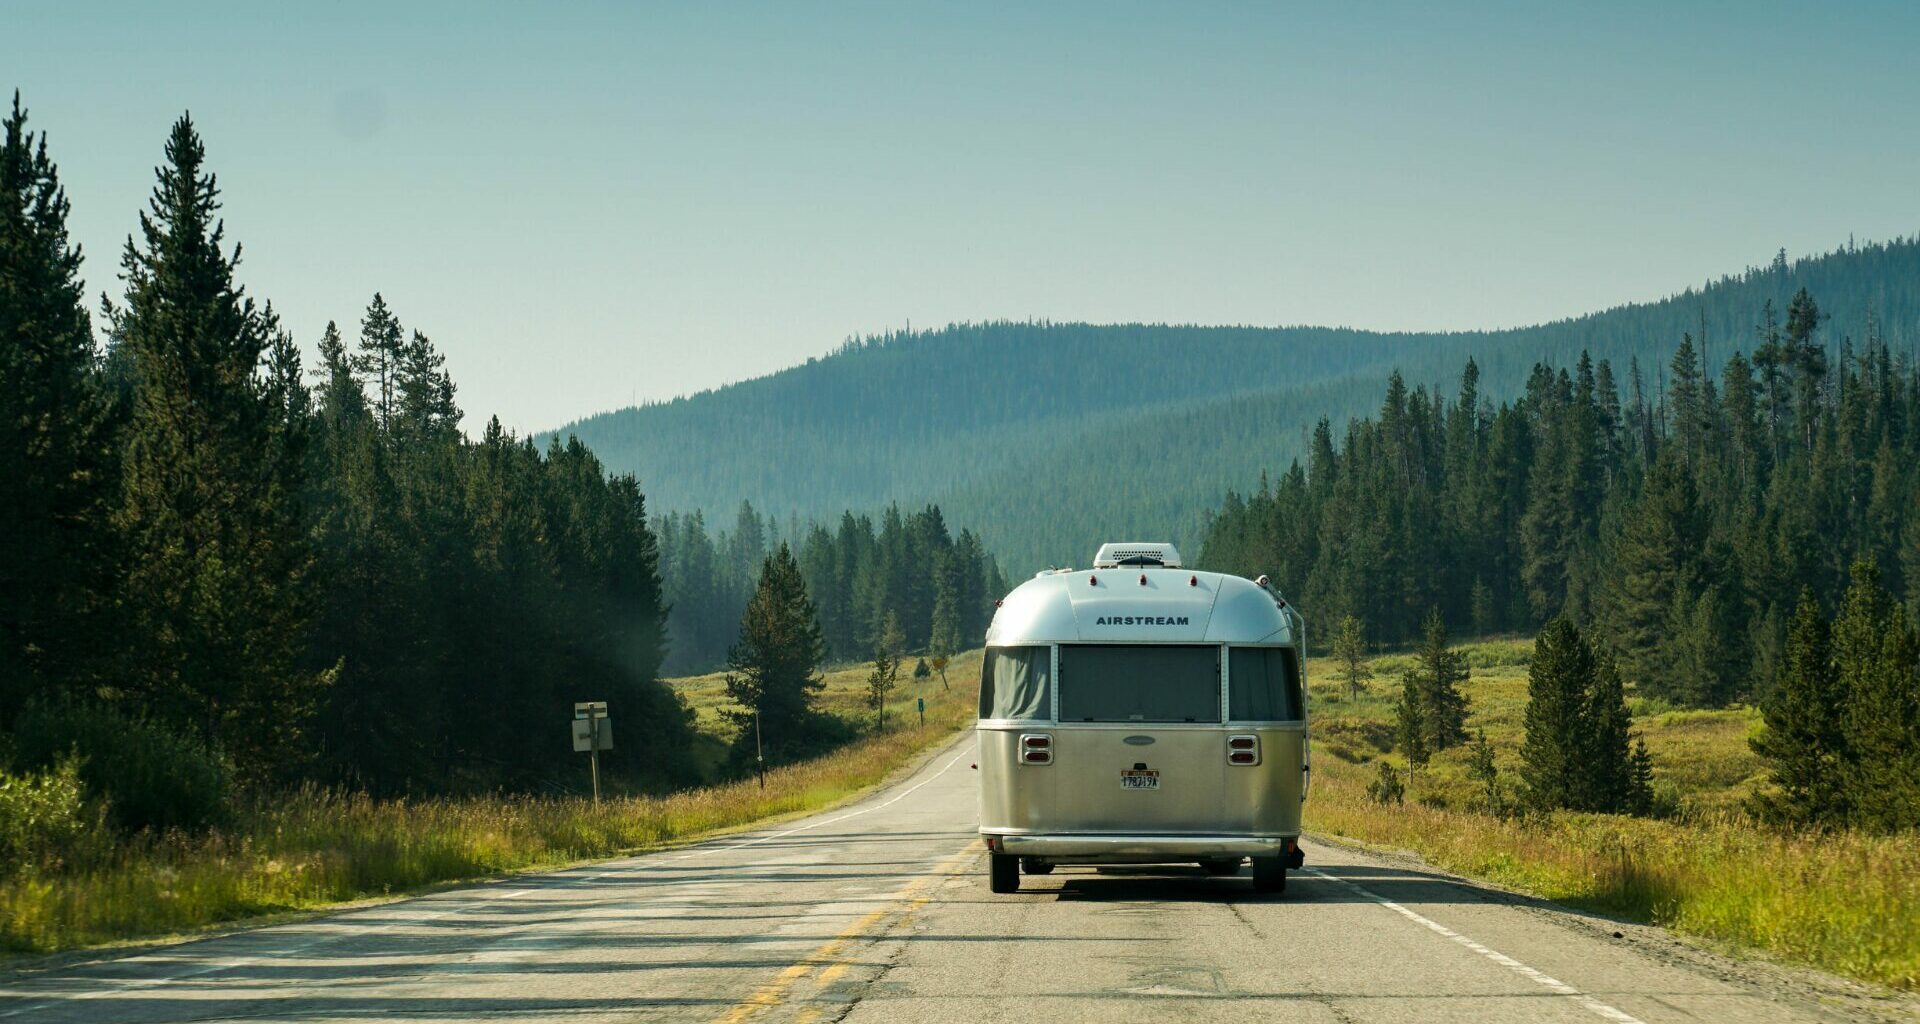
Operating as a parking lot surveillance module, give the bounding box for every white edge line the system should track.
[1305,868,1647,1024]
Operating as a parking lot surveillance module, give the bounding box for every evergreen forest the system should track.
[1196,292,1920,717]
[0,98,1002,817]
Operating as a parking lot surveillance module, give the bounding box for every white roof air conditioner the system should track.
[1091,542,1182,569]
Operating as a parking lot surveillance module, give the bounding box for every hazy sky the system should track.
[8,2,1919,432]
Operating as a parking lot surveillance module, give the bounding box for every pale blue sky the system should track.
[8,2,1919,431]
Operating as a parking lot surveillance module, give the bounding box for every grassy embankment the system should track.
[1306,637,1920,989]
[0,650,982,954]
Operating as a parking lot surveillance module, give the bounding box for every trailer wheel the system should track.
[1251,856,1287,894]
[1200,858,1241,876]
[1020,857,1054,875]
[989,853,1021,893]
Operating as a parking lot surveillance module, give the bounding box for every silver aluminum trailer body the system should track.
[976,543,1308,893]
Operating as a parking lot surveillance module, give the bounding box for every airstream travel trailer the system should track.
[977,543,1308,894]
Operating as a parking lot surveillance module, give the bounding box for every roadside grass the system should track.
[0,657,980,955]
[669,649,983,738]
[1304,640,1920,989]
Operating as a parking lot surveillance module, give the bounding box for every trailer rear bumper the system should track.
[987,832,1300,863]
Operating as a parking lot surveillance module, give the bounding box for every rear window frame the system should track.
[1056,642,1223,724]
[1226,645,1306,723]
[978,645,1054,721]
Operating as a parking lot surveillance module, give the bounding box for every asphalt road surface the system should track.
[0,734,1907,1024]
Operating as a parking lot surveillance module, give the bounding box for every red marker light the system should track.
[1189,575,1197,587]
[1139,574,1147,585]
[1088,575,1097,586]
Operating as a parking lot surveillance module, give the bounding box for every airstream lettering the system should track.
[977,542,1308,894]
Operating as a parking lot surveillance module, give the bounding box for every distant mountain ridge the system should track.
[547,237,1920,572]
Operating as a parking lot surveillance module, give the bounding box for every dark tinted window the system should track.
[979,646,1052,720]
[1058,644,1220,723]
[1228,646,1303,721]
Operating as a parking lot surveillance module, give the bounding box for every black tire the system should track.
[1200,858,1242,876]
[989,853,1021,893]
[1020,857,1054,875]
[1251,856,1287,894]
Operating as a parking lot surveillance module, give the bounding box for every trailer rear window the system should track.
[1228,646,1304,721]
[979,646,1052,720]
[1058,644,1220,723]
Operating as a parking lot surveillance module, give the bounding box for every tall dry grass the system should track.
[0,679,977,953]
[1309,703,1920,989]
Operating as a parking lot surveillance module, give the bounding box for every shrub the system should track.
[913,658,930,678]
[0,759,91,876]
[1367,761,1405,804]
[12,702,231,833]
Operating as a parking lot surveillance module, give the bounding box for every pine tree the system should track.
[1628,737,1655,816]
[1835,560,1920,833]
[928,554,963,677]
[865,610,903,731]
[0,91,120,712]
[1602,453,1705,691]
[354,293,403,432]
[722,544,826,765]
[1750,589,1846,824]
[1581,649,1635,812]
[1394,672,1429,784]
[111,114,322,780]
[1467,728,1501,814]
[1520,618,1591,813]
[1330,614,1373,699]
[1785,288,1827,450]
[1411,609,1469,750]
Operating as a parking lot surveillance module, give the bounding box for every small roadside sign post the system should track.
[572,702,612,804]
[917,696,925,729]
[753,709,765,790]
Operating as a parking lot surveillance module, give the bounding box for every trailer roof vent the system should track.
[1092,542,1182,569]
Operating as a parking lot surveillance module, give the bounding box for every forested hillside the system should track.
[1197,291,1920,712]
[554,240,1920,572]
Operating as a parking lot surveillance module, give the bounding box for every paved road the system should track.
[0,734,1903,1024]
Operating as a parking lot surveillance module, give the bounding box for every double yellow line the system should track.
[713,840,984,1023]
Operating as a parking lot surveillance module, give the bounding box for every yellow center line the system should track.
[711,841,983,1023]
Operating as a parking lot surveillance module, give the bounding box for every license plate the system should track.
[1120,769,1160,790]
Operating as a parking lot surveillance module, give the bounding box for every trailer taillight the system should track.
[1020,733,1053,765]
[1227,735,1260,766]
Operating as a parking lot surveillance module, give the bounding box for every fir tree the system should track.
[1835,560,1920,833]
[0,91,119,712]
[1467,728,1501,814]
[1628,737,1655,816]
[865,611,903,731]
[1750,589,1846,824]
[1602,453,1705,692]
[1411,609,1469,750]
[1330,614,1374,699]
[1581,650,1636,812]
[1394,671,1429,783]
[1520,618,1592,813]
[722,544,826,765]
[110,114,323,779]
[354,293,403,432]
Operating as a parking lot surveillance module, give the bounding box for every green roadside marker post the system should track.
[917,696,925,729]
